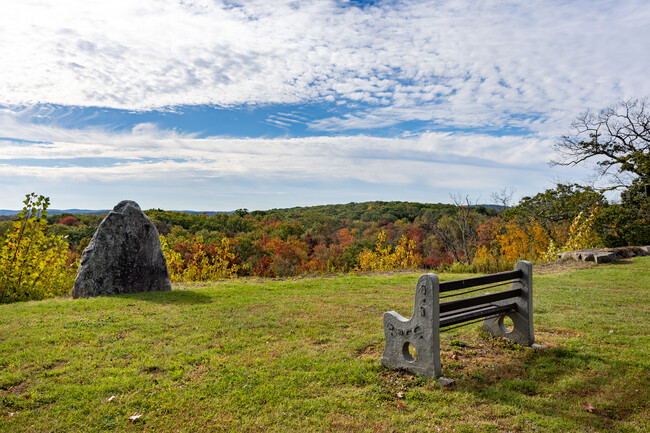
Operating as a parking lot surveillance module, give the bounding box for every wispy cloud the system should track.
[0,111,569,192]
[2,0,648,134]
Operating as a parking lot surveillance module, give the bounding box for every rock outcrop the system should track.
[72,200,172,298]
[557,246,649,264]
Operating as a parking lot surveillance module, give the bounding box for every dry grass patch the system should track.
[533,259,598,274]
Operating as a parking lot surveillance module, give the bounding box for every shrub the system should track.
[160,235,240,282]
[0,194,75,303]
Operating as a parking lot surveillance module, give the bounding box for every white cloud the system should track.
[1,117,590,210]
[1,0,649,135]
[0,111,571,202]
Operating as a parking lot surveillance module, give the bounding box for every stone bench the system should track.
[381,261,534,378]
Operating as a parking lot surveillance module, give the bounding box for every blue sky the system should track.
[1,0,649,211]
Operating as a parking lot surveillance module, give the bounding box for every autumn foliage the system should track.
[0,194,75,303]
[358,232,421,271]
[160,235,239,282]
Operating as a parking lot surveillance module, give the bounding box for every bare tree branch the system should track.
[552,98,650,189]
[490,186,516,210]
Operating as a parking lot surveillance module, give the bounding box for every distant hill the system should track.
[0,202,503,218]
[253,201,502,221]
[0,209,228,217]
[0,209,109,216]
[473,204,507,211]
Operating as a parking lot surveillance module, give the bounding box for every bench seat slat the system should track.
[439,288,522,314]
[440,302,497,319]
[439,269,522,293]
[439,303,517,328]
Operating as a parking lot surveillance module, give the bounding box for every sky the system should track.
[1,0,650,211]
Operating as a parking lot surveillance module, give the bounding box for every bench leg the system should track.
[381,274,441,378]
[482,261,534,346]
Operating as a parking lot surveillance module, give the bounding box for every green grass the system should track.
[1,257,649,432]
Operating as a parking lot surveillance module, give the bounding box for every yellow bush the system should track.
[0,194,74,303]
[160,235,239,282]
[160,235,184,282]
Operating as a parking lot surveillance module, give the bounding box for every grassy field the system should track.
[1,257,648,432]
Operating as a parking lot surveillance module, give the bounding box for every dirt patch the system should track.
[533,259,597,275]
[356,343,381,359]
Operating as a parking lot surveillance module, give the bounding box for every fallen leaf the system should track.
[584,402,595,413]
[396,402,404,410]
[396,391,404,399]
[128,413,143,421]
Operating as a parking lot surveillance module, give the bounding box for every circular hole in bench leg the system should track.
[498,315,515,334]
[402,342,417,362]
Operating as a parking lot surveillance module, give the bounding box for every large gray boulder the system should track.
[72,200,172,298]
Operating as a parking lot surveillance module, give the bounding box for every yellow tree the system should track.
[358,232,420,271]
[544,208,601,260]
[496,219,550,262]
